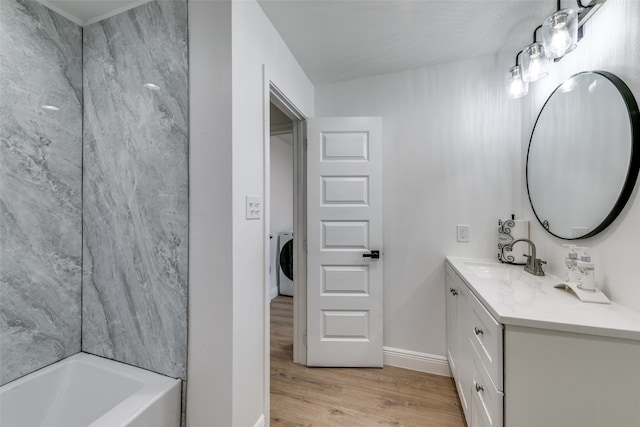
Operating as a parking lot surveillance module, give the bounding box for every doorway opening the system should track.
[269,103,294,301]
[266,82,307,370]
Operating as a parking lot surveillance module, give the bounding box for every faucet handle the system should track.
[534,258,547,275]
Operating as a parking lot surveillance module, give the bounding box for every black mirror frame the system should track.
[526,70,640,240]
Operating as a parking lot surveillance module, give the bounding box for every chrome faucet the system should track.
[505,238,546,276]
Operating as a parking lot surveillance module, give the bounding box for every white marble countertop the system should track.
[446,257,640,341]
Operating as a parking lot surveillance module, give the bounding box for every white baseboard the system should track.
[383,347,451,377]
[270,286,278,300]
[253,414,265,427]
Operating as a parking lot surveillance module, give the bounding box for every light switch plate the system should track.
[246,195,261,220]
[457,224,470,242]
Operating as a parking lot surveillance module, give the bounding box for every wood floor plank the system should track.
[270,296,466,426]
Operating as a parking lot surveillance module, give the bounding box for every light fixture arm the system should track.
[576,0,595,9]
[576,0,605,27]
[515,50,523,66]
[532,25,543,43]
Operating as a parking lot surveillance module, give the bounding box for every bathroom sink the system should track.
[464,261,523,281]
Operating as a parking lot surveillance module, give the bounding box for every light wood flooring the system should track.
[270,296,466,426]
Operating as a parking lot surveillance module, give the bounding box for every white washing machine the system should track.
[277,231,294,296]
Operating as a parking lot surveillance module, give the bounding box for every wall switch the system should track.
[457,224,470,242]
[246,195,262,220]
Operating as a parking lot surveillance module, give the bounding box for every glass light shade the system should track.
[542,9,578,59]
[522,42,549,82]
[506,65,529,99]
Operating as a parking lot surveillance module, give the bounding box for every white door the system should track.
[306,117,383,367]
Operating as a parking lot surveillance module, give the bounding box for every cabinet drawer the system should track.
[468,291,503,390]
[471,351,504,427]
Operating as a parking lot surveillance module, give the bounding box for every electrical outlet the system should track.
[457,225,470,242]
[246,195,262,220]
[571,227,589,238]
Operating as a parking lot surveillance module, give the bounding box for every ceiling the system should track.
[257,0,555,85]
[40,0,556,85]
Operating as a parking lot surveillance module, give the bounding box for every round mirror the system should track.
[527,71,640,240]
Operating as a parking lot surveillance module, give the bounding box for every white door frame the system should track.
[262,66,307,424]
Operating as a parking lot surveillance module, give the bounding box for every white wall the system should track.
[520,0,640,312]
[189,0,313,425]
[270,135,294,236]
[231,1,314,426]
[315,55,521,359]
[188,1,233,425]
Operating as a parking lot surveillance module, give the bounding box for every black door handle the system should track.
[362,250,380,259]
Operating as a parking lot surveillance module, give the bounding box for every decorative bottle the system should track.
[576,248,595,292]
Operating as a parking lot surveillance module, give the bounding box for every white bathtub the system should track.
[0,352,181,427]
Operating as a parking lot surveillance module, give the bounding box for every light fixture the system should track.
[522,25,549,82]
[505,0,606,98]
[542,2,578,60]
[506,51,528,99]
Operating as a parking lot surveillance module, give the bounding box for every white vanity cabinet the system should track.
[445,257,640,427]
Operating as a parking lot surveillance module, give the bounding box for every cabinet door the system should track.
[445,263,458,377]
[445,263,473,421]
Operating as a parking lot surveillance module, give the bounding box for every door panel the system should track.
[321,176,369,205]
[321,132,369,160]
[306,117,383,367]
[322,265,369,295]
[322,221,369,249]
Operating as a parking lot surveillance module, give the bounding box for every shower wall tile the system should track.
[82,0,188,379]
[0,0,82,385]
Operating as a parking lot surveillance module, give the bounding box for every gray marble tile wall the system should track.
[82,0,188,380]
[0,0,83,386]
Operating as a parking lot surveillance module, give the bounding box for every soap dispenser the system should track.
[563,244,578,283]
[576,248,596,292]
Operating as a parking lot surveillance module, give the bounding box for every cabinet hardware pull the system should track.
[474,327,483,335]
[476,383,484,392]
